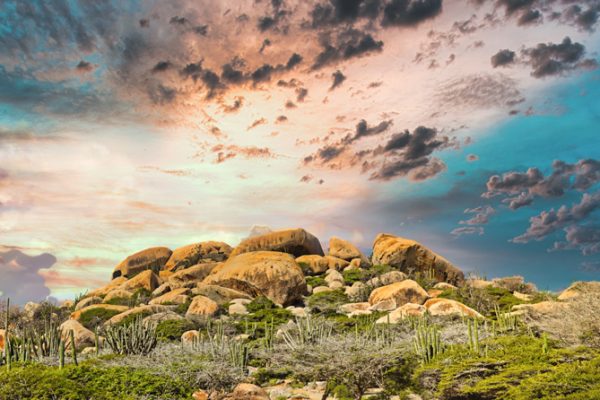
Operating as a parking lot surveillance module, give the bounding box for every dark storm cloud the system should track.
[518,8,542,25]
[76,60,95,73]
[151,61,172,73]
[552,225,600,255]
[352,119,392,142]
[381,0,443,27]
[170,16,189,25]
[491,49,516,67]
[296,87,309,102]
[513,191,600,244]
[309,0,383,27]
[330,70,347,90]
[312,30,383,70]
[483,159,600,209]
[521,37,597,78]
[0,249,55,304]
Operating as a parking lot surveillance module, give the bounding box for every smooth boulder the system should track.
[230,228,324,258]
[202,251,306,305]
[329,236,370,266]
[59,319,95,351]
[165,242,232,272]
[149,287,191,305]
[557,281,600,301]
[186,295,219,318]
[368,279,429,308]
[372,234,464,285]
[424,298,483,318]
[112,247,172,279]
[119,270,162,292]
[192,284,252,305]
[296,255,349,274]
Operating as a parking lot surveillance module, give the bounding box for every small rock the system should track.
[229,303,249,315]
[181,330,200,345]
[192,390,209,400]
[433,282,456,290]
[186,295,219,319]
[369,298,397,312]
[312,286,333,294]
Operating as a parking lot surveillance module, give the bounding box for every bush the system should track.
[246,296,277,313]
[155,319,196,341]
[0,364,195,400]
[79,308,122,330]
[306,290,349,314]
[438,286,525,316]
[305,275,326,288]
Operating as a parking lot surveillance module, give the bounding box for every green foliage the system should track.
[0,364,195,400]
[115,310,153,327]
[78,308,122,330]
[246,296,277,313]
[438,286,526,317]
[306,289,349,314]
[155,319,196,341]
[253,367,293,385]
[413,319,444,364]
[305,275,326,288]
[415,335,600,399]
[297,262,313,276]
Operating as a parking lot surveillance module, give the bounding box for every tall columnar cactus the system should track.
[4,298,10,371]
[94,327,100,356]
[467,318,480,354]
[59,340,65,369]
[413,320,444,364]
[104,316,157,355]
[69,329,78,366]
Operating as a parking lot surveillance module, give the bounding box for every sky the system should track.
[1,0,600,303]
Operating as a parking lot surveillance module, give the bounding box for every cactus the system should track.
[4,298,9,371]
[467,318,480,354]
[413,319,444,364]
[94,327,100,356]
[59,340,65,369]
[494,306,518,333]
[69,329,78,366]
[104,316,157,355]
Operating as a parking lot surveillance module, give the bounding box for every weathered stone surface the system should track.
[367,271,407,287]
[225,383,270,400]
[312,286,333,294]
[339,302,371,314]
[465,278,494,289]
[70,304,129,321]
[143,311,184,325]
[230,228,324,258]
[59,319,95,351]
[324,269,345,287]
[368,279,429,307]
[202,251,306,305]
[103,289,134,304]
[106,305,175,325]
[369,298,397,312]
[165,242,232,272]
[376,303,426,323]
[557,281,600,301]
[112,247,172,279]
[329,236,370,266]
[433,282,457,290]
[345,281,367,299]
[192,390,209,400]
[186,295,219,318]
[168,263,219,287]
[424,298,483,318]
[372,234,464,285]
[75,296,103,310]
[191,284,252,305]
[511,301,568,316]
[296,255,349,274]
[181,330,200,345]
[120,270,162,292]
[88,277,127,297]
[229,302,248,315]
[428,289,443,298]
[149,287,191,305]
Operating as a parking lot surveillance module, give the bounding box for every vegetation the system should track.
[155,319,195,341]
[104,316,158,355]
[78,307,122,330]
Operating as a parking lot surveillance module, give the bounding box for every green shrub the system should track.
[155,319,196,341]
[305,275,326,288]
[78,308,122,330]
[115,310,153,327]
[246,296,277,313]
[253,367,293,385]
[306,290,349,314]
[0,364,195,400]
[438,286,526,316]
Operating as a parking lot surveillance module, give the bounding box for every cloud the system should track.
[75,60,95,73]
[222,96,244,113]
[483,159,600,209]
[552,225,600,255]
[460,205,495,225]
[212,144,276,163]
[522,37,598,78]
[467,154,479,162]
[512,191,600,244]
[330,70,347,90]
[491,49,516,67]
[0,249,55,304]
[381,0,443,27]
[247,118,267,130]
[312,29,384,70]
[451,226,484,236]
[437,73,524,110]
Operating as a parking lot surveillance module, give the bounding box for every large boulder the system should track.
[371,234,464,285]
[88,277,127,297]
[376,303,426,324]
[186,295,219,319]
[230,228,324,258]
[168,263,219,287]
[112,247,172,279]
[295,255,349,274]
[103,289,134,304]
[329,236,370,266]
[75,296,103,310]
[119,270,162,292]
[557,281,600,301]
[165,242,232,272]
[202,251,306,306]
[368,279,429,308]
[191,284,252,305]
[59,319,95,351]
[149,287,191,305]
[424,298,483,318]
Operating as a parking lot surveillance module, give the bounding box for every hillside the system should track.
[1,228,599,400]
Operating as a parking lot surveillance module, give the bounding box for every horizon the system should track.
[1,0,600,304]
